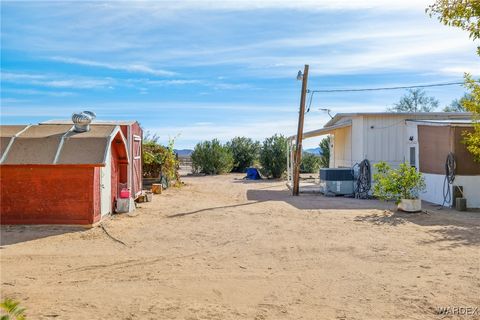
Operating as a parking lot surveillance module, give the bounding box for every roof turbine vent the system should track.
[72,111,96,132]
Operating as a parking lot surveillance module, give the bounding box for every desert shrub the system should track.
[143,134,180,184]
[259,134,288,178]
[191,139,234,174]
[300,153,321,173]
[1,298,26,320]
[226,137,260,172]
[373,162,426,203]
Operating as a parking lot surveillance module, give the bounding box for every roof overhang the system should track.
[289,120,352,141]
[406,119,474,127]
[325,112,473,127]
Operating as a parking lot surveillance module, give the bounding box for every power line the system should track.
[309,81,467,93]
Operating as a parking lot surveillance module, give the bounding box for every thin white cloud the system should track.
[139,79,204,86]
[125,78,253,90]
[1,88,75,97]
[2,71,115,89]
[0,98,32,103]
[160,25,477,77]
[108,0,432,12]
[438,66,480,77]
[4,1,477,79]
[51,56,176,76]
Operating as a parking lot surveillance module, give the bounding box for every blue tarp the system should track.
[245,167,262,180]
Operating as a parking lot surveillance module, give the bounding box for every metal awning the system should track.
[289,120,352,140]
[406,119,473,127]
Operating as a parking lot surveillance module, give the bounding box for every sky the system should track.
[1,0,479,149]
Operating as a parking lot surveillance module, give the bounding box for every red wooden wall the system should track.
[0,165,101,225]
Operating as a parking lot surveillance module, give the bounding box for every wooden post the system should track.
[293,64,309,196]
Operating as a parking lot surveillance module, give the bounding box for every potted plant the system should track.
[373,162,426,212]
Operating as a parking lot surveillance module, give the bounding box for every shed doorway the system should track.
[100,152,112,216]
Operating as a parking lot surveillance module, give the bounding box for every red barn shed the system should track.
[41,118,143,199]
[0,113,142,226]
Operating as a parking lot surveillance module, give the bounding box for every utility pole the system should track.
[293,64,309,196]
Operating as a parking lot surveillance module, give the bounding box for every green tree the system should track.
[1,298,26,320]
[427,0,480,55]
[319,136,330,168]
[388,88,439,112]
[143,134,180,185]
[191,139,234,174]
[428,0,480,161]
[259,134,288,179]
[300,152,321,173]
[462,76,480,161]
[226,137,260,173]
[443,93,473,112]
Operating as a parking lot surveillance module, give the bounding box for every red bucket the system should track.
[120,188,130,199]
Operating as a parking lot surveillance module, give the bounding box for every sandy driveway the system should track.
[1,174,479,319]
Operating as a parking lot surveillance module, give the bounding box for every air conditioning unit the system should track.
[319,168,354,195]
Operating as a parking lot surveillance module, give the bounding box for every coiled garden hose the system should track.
[442,152,456,207]
[354,159,371,199]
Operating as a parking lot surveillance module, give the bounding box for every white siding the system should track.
[422,173,449,206]
[331,126,352,168]
[351,116,364,164]
[330,113,470,170]
[363,115,407,166]
[455,176,480,208]
[361,114,462,167]
[422,174,480,208]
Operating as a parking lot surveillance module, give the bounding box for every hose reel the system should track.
[354,159,371,199]
[442,152,456,207]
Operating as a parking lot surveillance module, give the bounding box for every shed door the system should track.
[100,150,112,215]
[132,134,142,196]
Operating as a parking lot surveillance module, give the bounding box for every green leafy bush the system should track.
[1,298,26,320]
[300,153,321,173]
[259,134,288,178]
[373,162,426,203]
[226,137,260,172]
[191,139,234,174]
[143,134,180,185]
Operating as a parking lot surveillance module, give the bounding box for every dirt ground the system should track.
[1,174,479,320]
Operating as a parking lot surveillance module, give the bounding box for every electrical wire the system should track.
[306,90,314,113]
[305,80,475,115]
[309,81,469,93]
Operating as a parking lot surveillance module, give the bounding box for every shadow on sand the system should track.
[166,201,266,218]
[169,185,480,249]
[167,187,391,219]
[353,206,480,248]
[246,188,392,210]
[1,225,85,246]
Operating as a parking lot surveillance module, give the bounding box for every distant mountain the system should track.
[304,147,322,155]
[174,149,193,157]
